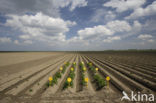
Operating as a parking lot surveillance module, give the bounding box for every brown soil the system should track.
[0,51,155,103]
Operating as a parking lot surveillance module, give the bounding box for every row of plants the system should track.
[80,62,88,86]
[63,62,76,89]
[46,62,70,87]
[87,62,106,89]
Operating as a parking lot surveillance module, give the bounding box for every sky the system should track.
[0,0,156,51]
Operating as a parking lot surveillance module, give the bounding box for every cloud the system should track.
[69,20,132,44]
[77,25,113,40]
[103,0,145,12]
[90,9,116,22]
[0,37,12,43]
[69,0,88,11]
[23,40,33,44]
[103,36,121,43]
[126,1,156,19]
[147,39,154,43]
[5,12,76,43]
[143,19,156,32]
[19,35,30,39]
[137,34,154,44]
[0,0,88,17]
[106,20,131,32]
[77,20,131,40]
[14,40,33,45]
[14,40,20,45]
[138,34,152,40]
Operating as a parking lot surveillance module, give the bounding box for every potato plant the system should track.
[46,62,70,87]
[80,62,87,86]
[62,62,70,74]
[93,74,106,89]
[88,63,106,89]
[63,62,76,89]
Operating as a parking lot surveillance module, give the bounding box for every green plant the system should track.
[69,72,75,79]
[55,72,62,78]
[65,62,70,67]
[46,82,50,87]
[80,62,84,68]
[73,63,76,68]
[63,81,69,89]
[93,74,106,89]
[63,64,76,89]
[62,66,66,74]
[63,80,73,89]
[29,89,33,92]
[52,76,58,85]
[80,67,86,86]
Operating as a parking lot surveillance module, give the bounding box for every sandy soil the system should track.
[0,52,63,66]
[0,52,155,103]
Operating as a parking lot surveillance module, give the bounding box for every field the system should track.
[0,51,156,103]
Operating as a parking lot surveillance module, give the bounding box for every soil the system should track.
[0,51,155,103]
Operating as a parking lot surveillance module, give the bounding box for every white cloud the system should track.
[14,40,20,45]
[120,20,142,38]
[19,35,30,39]
[106,20,131,32]
[70,0,88,11]
[103,36,121,43]
[77,25,113,40]
[147,39,154,43]
[103,0,145,12]
[138,34,152,40]
[137,34,155,44]
[143,19,156,32]
[77,20,131,40]
[14,40,33,45]
[0,0,88,17]
[90,9,116,22]
[23,40,33,44]
[0,37,12,43]
[69,20,131,44]
[5,12,76,43]
[126,1,156,19]
[133,20,142,31]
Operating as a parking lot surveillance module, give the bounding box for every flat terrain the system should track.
[0,51,156,103]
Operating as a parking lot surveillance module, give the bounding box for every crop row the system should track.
[63,62,76,89]
[87,62,106,90]
[47,62,70,87]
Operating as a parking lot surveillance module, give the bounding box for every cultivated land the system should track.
[0,51,156,103]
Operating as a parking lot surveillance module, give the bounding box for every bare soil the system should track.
[0,51,155,103]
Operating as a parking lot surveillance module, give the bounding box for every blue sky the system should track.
[0,0,156,51]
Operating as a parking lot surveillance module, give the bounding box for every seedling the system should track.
[62,66,66,74]
[85,77,89,87]
[67,77,72,86]
[60,67,63,71]
[89,63,92,66]
[55,72,61,78]
[73,62,76,67]
[29,89,33,92]
[49,77,53,86]
[83,67,86,72]
[69,72,75,79]
[106,76,110,89]
[94,75,106,89]
[65,62,70,67]
[70,67,74,71]
[95,68,98,72]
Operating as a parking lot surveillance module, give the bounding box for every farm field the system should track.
[0,51,156,103]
